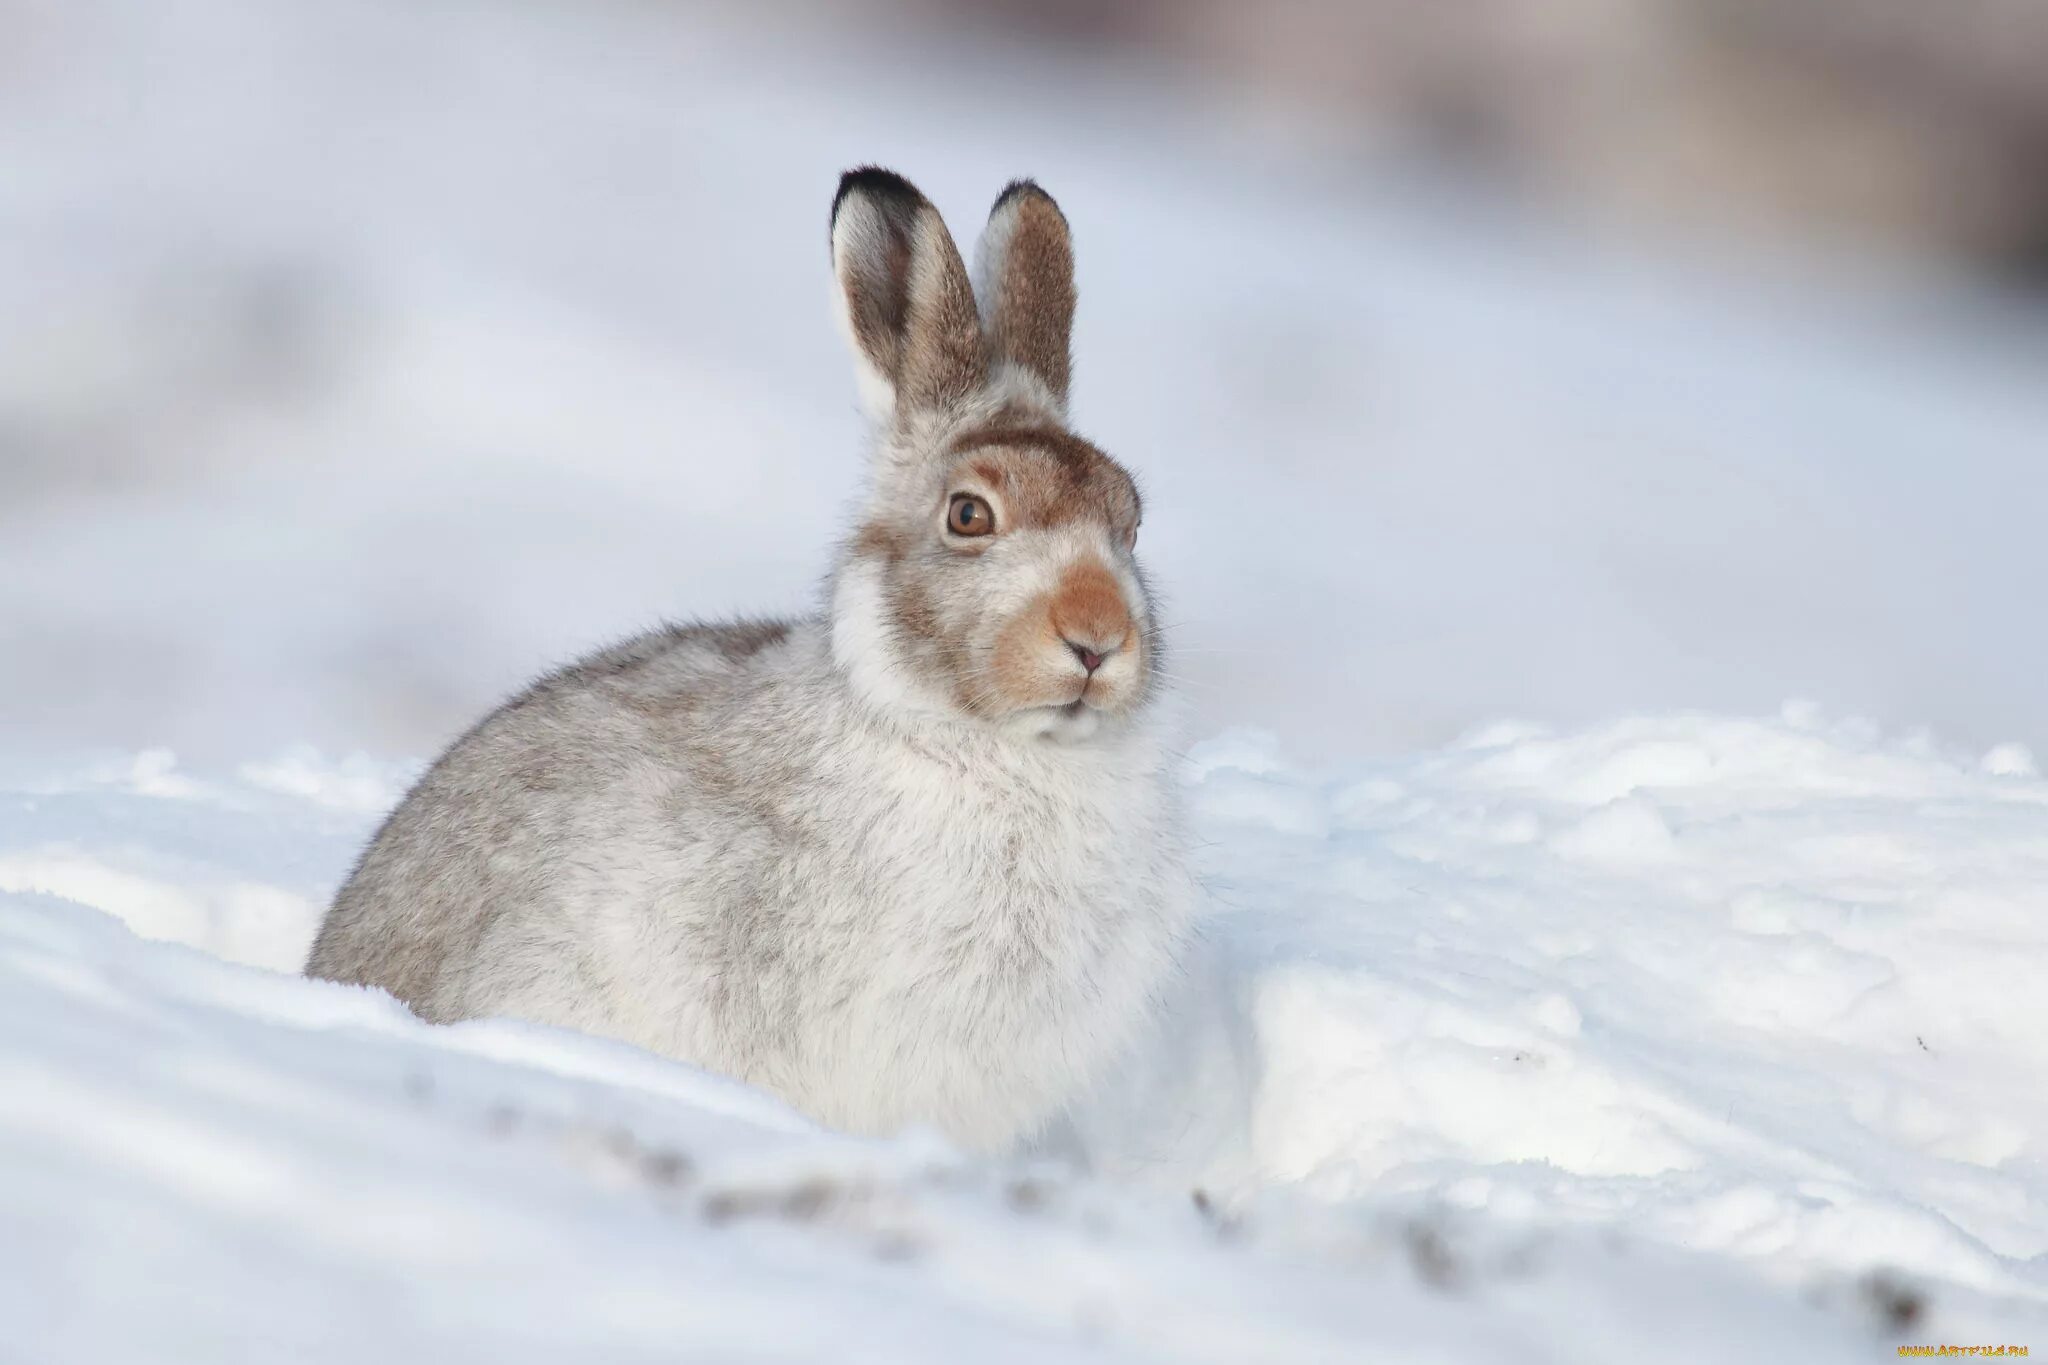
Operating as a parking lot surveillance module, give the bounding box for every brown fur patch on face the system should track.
[985,593,1070,715]
[945,426,1139,539]
[892,573,944,654]
[975,558,1147,717]
[1048,560,1133,653]
[850,521,973,706]
[854,522,905,562]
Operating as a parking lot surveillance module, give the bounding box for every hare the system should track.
[305,169,1193,1153]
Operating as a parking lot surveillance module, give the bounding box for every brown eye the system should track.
[948,494,995,537]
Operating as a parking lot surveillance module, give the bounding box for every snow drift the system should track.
[4,708,2044,1360]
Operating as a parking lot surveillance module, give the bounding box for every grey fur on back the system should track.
[307,618,791,1011]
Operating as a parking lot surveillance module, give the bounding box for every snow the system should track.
[8,0,2048,1354]
[5,710,2046,1359]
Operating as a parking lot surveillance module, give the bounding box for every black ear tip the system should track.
[992,177,1061,219]
[833,165,923,225]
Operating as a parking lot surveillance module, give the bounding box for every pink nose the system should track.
[1067,641,1105,673]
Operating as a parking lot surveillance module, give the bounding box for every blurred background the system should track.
[3,0,2045,772]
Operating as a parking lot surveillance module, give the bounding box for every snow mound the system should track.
[1110,712,2048,1295]
[4,711,2045,1358]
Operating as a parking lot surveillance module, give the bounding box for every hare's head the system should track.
[827,169,1156,743]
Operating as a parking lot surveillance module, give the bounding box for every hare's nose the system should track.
[1066,640,1109,674]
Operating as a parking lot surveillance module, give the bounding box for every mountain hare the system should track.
[306,169,1193,1153]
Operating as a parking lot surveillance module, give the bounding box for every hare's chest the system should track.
[847,760,1167,961]
[750,737,1189,1149]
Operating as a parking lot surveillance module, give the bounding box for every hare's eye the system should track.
[948,494,995,537]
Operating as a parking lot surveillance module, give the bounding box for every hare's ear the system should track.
[831,167,986,426]
[973,179,1076,414]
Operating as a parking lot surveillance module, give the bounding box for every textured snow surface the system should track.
[5,710,2045,1360]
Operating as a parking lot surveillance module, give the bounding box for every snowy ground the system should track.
[5,709,2045,1359]
[8,0,2048,1356]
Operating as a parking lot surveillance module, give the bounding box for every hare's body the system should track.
[309,615,1188,1148]
[309,169,1193,1151]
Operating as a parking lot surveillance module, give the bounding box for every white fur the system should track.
[829,200,901,424]
[986,360,1064,417]
[971,192,1022,333]
[829,558,954,718]
[311,618,1193,1153]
